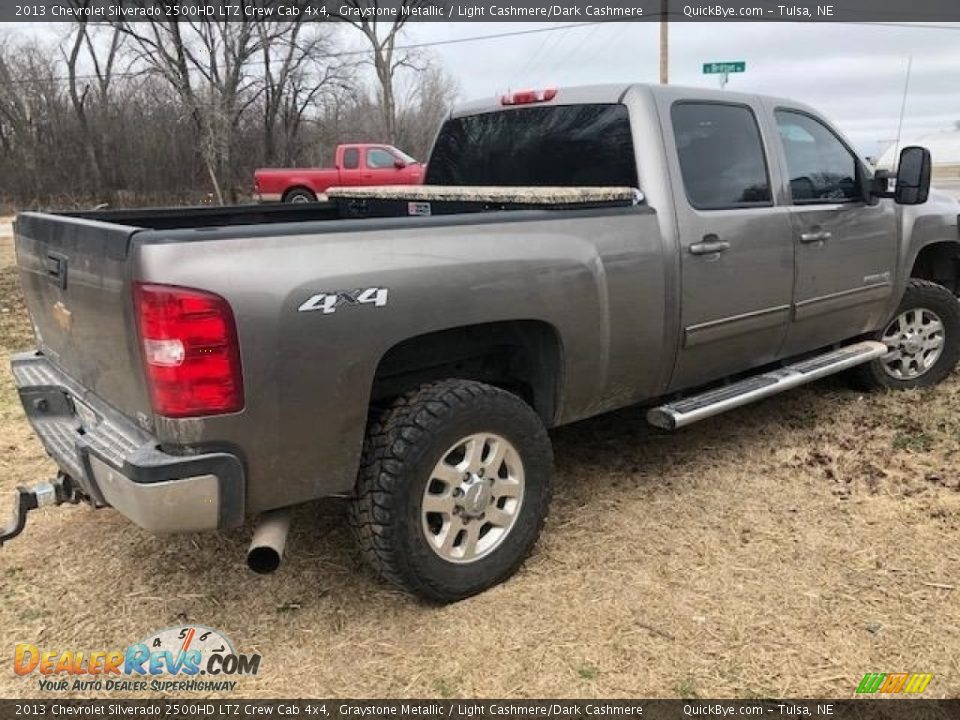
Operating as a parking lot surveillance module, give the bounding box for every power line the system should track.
[846,21,960,30]
[523,25,577,87]
[539,22,603,85]
[512,24,572,88]
[392,21,606,51]
[0,21,607,86]
[576,22,625,75]
[0,19,957,87]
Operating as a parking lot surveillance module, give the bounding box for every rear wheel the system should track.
[851,279,960,390]
[283,188,316,203]
[349,380,553,603]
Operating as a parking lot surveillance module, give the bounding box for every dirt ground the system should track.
[1,219,959,700]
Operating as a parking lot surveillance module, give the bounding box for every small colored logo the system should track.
[856,673,932,694]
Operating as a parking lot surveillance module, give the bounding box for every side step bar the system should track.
[647,340,887,431]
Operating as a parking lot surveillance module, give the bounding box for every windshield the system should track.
[425,103,638,187]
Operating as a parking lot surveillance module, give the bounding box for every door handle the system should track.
[688,240,731,255]
[799,230,832,244]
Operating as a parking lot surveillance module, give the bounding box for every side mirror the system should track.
[394,159,406,169]
[869,169,893,199]
[894,146,931,205]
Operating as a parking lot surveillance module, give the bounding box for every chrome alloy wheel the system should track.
[421,433,525,564]
[880,307,946,380]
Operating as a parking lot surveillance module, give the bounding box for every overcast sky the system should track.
[11,20,960,158]
[400,21,960,158]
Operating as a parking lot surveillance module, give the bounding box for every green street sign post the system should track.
[703,62,746,74]
[703,61,745,89]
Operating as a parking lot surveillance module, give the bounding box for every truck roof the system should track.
[451,83,634,117]
[450,82,818,119]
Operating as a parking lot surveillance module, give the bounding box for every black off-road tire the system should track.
[850,279,960,391]
[282,187,316,203]
[349,380,553,603]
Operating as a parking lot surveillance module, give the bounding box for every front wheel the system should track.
[851,279,960,390]
[349,380,553,602]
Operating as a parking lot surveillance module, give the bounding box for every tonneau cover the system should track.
[326,185,640,205]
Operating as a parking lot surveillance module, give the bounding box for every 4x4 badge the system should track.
[298,287,389,314]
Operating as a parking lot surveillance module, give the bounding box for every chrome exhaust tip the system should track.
[246,508,291,574]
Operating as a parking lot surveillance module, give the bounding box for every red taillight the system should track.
[501,88,557,106]
[134,283,244,418]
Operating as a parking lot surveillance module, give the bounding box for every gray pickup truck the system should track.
[5,83,960,602]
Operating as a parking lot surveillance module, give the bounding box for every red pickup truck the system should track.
[254,143,423,203]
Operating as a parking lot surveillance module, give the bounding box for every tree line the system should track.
[0,3,458,210]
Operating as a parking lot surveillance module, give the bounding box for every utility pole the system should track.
[660,0,669,84]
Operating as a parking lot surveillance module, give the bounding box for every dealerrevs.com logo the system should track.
[13,625,261,693]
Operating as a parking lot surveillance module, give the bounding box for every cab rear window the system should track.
[425,104,638,188]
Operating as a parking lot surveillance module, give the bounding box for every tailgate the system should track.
[14,212,151,423]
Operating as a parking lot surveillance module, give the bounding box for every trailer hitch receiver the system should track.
[0,474,80,546]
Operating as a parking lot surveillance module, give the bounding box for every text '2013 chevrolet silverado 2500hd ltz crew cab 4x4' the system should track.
[4,84,959,602]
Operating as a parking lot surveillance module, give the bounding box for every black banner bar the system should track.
[1,699,958,720]
[5,0,960,23]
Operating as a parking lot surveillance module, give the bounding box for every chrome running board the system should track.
[647,340,887,431]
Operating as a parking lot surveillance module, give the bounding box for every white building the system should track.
[877,128,960,180]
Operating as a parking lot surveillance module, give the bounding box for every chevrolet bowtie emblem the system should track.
[52,301,72,331]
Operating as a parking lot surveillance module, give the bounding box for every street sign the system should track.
[703,62,746,74]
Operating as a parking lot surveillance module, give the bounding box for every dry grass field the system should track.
[1,218,959,700]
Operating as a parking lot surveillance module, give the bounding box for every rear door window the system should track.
[671,102,772,209]
[342,147,360,170]
[426,104,638,187]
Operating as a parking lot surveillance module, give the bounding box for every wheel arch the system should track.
[909,240,960,294]
[282,185,317,202]
[369,320,565,427]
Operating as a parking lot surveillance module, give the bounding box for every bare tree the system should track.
[0,14,456,210]
[0,40,62,198]
[331,1,446,144]
[258,21,354,166]
[116,11,289,202]
[395,65,458,160]
[63,10,123,195]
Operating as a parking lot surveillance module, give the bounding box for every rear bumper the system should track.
[10,352,244,532]
[256,192,283,203]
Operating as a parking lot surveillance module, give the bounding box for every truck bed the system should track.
[60,185,638,231]
[15,188,661,516]
[15,185,645,434]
